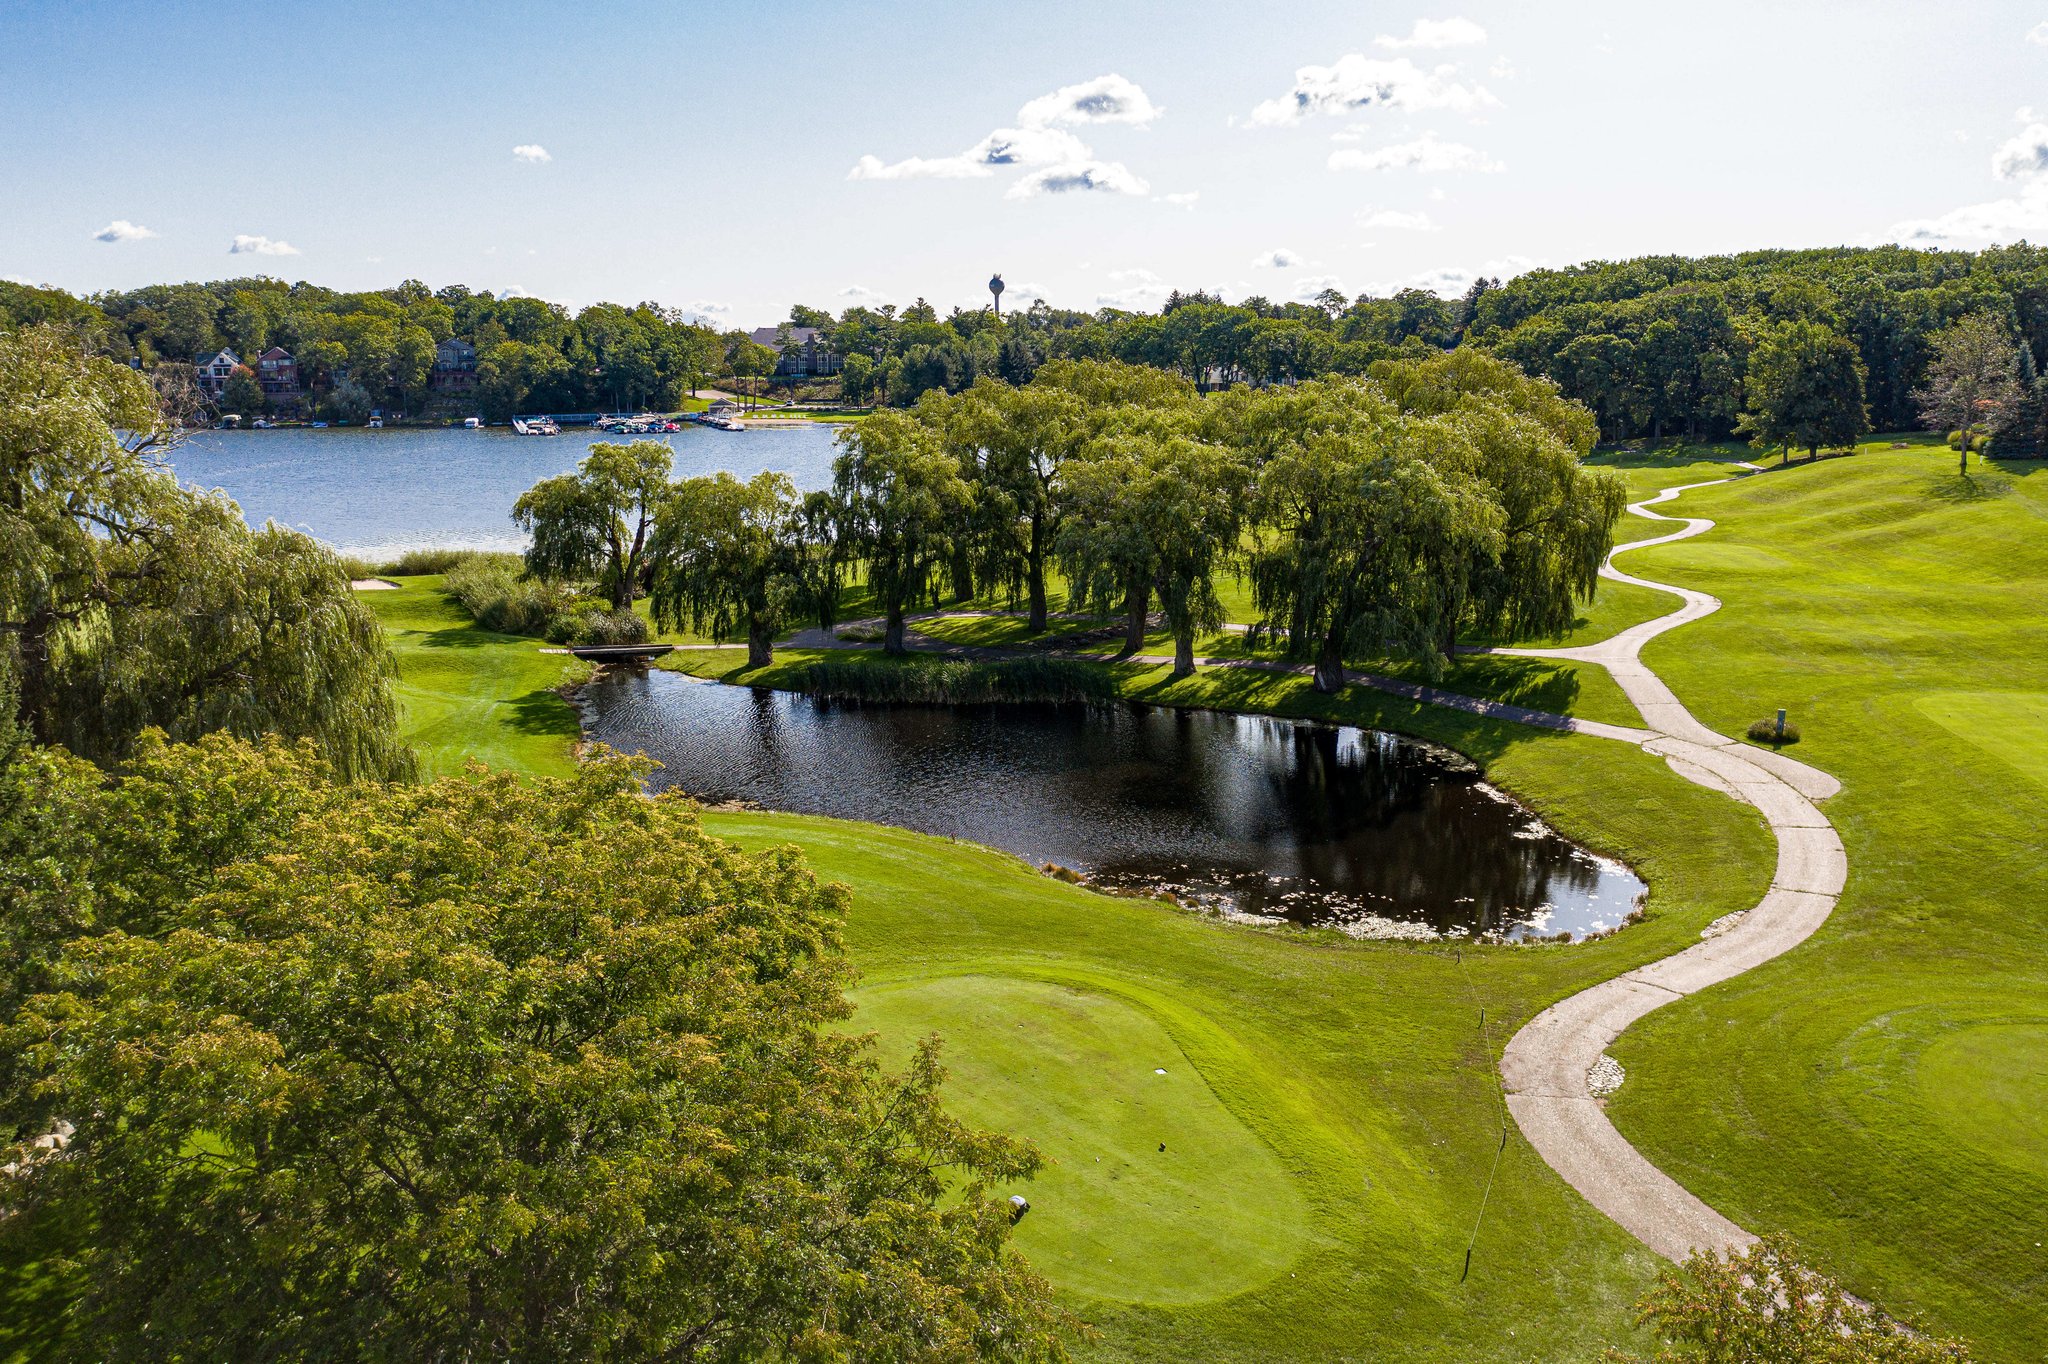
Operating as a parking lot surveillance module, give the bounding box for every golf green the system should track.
[854,973,1313,1304]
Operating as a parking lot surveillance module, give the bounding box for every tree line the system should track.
[520,352,1625,690]
[11,241,2048,451]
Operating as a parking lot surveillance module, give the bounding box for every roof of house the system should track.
[195,347,240,366]
[257,346,293,362]
[748,326,824,351]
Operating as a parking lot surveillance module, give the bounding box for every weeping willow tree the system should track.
[0,324,411,780]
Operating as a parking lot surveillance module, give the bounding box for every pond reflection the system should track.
[579,671,1645,941]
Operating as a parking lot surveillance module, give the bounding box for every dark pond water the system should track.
[167,424,844,559]
[580,671,1646,941]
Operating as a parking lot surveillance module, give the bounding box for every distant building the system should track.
[194,347,240,399]
[430,337,478,392]
[255,346,301,399]
[748,326,842,381]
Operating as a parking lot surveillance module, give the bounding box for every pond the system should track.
[167,424,845,559]
[579,671,1646,942]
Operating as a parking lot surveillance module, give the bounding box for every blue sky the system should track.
[6,1,2048,327]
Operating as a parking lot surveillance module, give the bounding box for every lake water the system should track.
[580,671,1647,942]
[168,424,845,559]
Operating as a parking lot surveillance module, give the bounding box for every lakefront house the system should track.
[430,337,478,392]
[748,326,842,381]
[193,347,239,399]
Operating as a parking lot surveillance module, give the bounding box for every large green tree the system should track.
[1,747,1075,1362]
[1737,321,1870,463]
[1057,433,1248,674]
[832,412,972,653]
[1246,383,1504,692]
[649,471,809,666]
[0,326,408,779]
[514,439,672,609]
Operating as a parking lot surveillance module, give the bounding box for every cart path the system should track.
[1482,477,1843,1261]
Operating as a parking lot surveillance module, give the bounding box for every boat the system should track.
[367,418,383,429]
[463,416,482,429]
[511,417,561,436]
[704,415,746,431]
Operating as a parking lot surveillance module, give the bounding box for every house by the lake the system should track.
[748,326,842,382]
[430,337,478,392]
[194,347,240,399]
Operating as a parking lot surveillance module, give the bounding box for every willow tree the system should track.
[513,439,672,608]
[1373,350,1624,655]
[648,471,808,667]
[0,325,409,779]
[1057,433,1248,674]
[832,411,972,653]
[1248,384,1503,692]
[954,374,1089,622]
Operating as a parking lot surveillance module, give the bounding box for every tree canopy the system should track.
[0,742,1076,1362]
[649,471,812,666]
[514,439,672,609]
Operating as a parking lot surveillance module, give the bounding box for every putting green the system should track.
[1910,690,2048,795]
[853,974,1312,1305]
[1914,1023,2048,1182]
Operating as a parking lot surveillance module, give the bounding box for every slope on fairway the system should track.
[855,974,1312,1305]
[362,577,586,777]
[1603,450,2048,1359]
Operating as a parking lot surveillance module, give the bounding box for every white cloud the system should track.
[687,299,732,315]
[1290,274,1347,303]
[1006,160,1149,199]
[92,219,157,243]
[1375,17,1487,49]
[1250,56,1497,126]
[1329,133,1502,173]
[1108,267,1160,283]
[1359,208,1439,230]
[1992,123,2048,180]
[512,144,551,163]
[2028,20,2048,43]
[1877,178,2048,247]
[228,234,300,256]
[2,274,33,286]
[850,126,1091,181]
[1096,281,1173,311]
[1489,56,1516,79]
[1363,254,1537,298]
[1156,190,1200,209]
[1017,73,1161,128]
[837,284,892,307]
[1252,247,1302,268]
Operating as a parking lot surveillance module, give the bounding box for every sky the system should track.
[6,1,2048,328]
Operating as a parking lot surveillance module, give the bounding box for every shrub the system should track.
[548,605,649,646]
[444,554,570,637]
[805,657,1117,705]
[1746,716,1802,745]
[381,547,482,576]
[334,553,381,581]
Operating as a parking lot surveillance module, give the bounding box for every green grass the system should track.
[342,431,2047,1358]
[362,577,589,777]
[1598,446,2048,1357]
[362,577,1780,1358]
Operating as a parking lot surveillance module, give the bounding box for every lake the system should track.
[168,424,846,559]
[580,670,1647,942]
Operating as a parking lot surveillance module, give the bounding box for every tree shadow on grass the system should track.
[1923,470,2015,503]
[505,687,582,736]
[417,625,531,649]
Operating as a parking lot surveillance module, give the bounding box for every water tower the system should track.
[989,273,1005,317]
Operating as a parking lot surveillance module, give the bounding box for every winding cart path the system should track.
[1485,478,1845,1260]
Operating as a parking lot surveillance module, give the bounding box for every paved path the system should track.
[1486,478,1845,1262]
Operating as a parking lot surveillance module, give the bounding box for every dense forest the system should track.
[6,241,2048,450]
